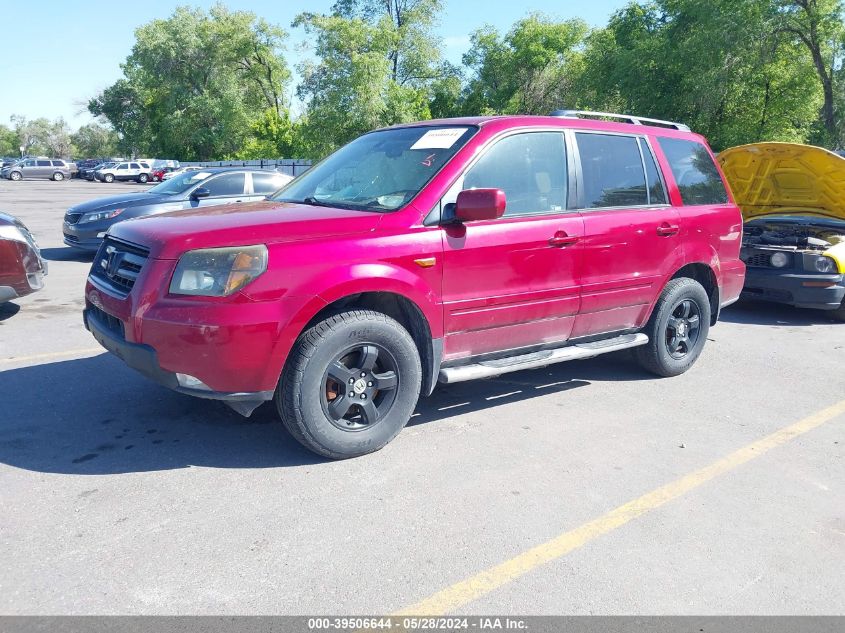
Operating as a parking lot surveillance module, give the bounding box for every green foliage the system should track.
[9,115,73,157]
[294,0,453,157]
[576,0,825,151]
[70,122,120,158]
[0,124,18,156]
[460,14,590,115]
[79,0,845,158]
[90,3,291,160]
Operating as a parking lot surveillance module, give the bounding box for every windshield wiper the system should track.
[279,196,371,211]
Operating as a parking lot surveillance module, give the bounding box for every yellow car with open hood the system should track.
[718,142,845,320]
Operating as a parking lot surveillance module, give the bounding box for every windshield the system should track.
[272,125,477,211]
[147,170,214,195]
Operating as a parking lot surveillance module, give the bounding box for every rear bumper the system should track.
[742,268,845,310]
[84,306,274,413]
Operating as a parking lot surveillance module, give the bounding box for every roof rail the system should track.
[549,109,691,132]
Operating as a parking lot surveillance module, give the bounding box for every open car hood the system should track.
[718,142,845,222]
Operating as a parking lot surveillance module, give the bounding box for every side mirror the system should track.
[454,188,506,222]
[191,187,211,199]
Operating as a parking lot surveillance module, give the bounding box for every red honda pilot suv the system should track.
[84,111,746,459]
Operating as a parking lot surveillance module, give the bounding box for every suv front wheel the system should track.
[635,277,711,377]
[277,310,422,459]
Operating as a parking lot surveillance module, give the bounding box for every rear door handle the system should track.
[549,232,580,248]
[657,223,680,237]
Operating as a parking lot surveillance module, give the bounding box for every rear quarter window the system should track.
[658,137,728,205]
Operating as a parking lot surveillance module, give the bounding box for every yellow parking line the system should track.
[396,398,845,616]
[0,347,103,365]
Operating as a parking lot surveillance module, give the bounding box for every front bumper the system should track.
[742,267,845,310]
[84,306,274,416]
[63,219,109,251]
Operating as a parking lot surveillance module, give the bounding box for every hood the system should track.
[718,142,845,222]
[109,200,385,259]
[69,192,173,213]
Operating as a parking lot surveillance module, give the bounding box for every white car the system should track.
[95,160,153,184]
[162,166,204,181]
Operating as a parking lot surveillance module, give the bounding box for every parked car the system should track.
[150,167,174,182]
[65,168,292,251]
[95,160,153,183]
[719,142,845,320]
[161,165,203,181]
[0,213,47,303]
[83,112,745,459]
[88,162,116,181]
[2,158,72,181]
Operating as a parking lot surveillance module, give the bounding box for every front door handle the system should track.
[657,223,680,237]
[549,231,580,248]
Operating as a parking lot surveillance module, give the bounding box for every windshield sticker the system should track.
[192,172,212,180]
[411,128,468,150]
[421,153,436,167]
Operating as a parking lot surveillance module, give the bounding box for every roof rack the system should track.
[549,109,691,132]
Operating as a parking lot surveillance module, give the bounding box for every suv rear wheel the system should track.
[138,173,148,183]
[635,277,711,377]
[276,310,422,459]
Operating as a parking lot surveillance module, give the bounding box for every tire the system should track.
[138,173,148,183]
[832,298,845,322]
[103,173,114,183]
[634,277,711,377]
[276,310,422,459]
[9,171,21,181]
[52,172,64,181]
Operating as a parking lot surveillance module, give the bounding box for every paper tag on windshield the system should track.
[411,128,468,150]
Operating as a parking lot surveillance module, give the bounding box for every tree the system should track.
[461,15,589,116]
[774,0,844,145]
[71,122,120,158]
[9,116,73,157]
[0,124,18,156]
[295,0,454,156]
[90,4,291,160]
[578,0,822,150]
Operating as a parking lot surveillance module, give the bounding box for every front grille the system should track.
[87,304,125,339]
[65,212,83,224]
[90,237,149,296]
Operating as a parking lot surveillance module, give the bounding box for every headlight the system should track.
[770,252,790,268]
[812,255,836,273]
[79,208,124,224]
[169,245,268,296]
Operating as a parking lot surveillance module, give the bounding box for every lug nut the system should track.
[348,378,354,384]
[360,372,366,377]
[360,394,367,400]
[368,381,373,387]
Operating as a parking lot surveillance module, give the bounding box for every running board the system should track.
[438,333,649,384]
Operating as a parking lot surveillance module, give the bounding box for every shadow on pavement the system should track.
[0,302,21,321]
[720,299,841,326]
[0,350,649,475]
[40,247,95,262]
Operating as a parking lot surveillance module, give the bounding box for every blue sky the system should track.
[0,0,623,130]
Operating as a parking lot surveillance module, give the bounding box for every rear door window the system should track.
[252,172,286,194]
[575,133,647,208]
[639,139,667,205]
[457,132,568,217]
[657,137,728,205]
[204,172,246,197]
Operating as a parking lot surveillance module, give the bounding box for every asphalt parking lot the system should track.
[0,179,843,615]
